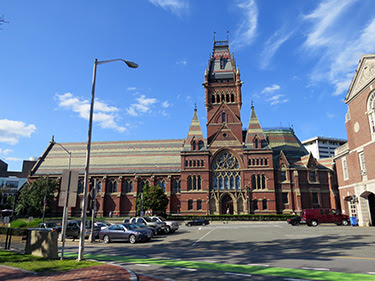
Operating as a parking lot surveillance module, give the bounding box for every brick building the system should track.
[334,54,375,226]
[30,40,339,217]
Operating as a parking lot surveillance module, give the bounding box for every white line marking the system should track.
[134,264,150,267]
[192,228,215,246]
[368,272,375,275]
[284,279,310,281]
[247,263,270,267]
[174,267,197,272]
[301,267,330,271]
[225,272,252,277]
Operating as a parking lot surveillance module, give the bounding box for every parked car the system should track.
[129,217,165,234]
[287,216,306,226]
[66,220,101,239]
[185,219,209,227]
[99,223,152,244]
[123,219,157,235]
[94,221,111,230]
[29,222,62,232]
[302,209,350,227]
[150,216,179,234]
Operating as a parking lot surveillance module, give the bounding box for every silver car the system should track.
[99,223,152,244]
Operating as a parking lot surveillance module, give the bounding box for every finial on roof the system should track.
[51,135,55,143]
[227,31,229,43]
[251,101,254,109]
[213,31,216,43]
[204,68,208,76]
[194,103,197,111]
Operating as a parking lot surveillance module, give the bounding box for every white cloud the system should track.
[261,84,280,95]
[326,112,335,119]
[127,87,136,91]
[232,0,258,50]
[162,101,170,108]
[0,148,12,154]
[267,94,288,106]
[302,0,375,96]
[176,60,187,65]
[126,94,158,117]
[4,157,22,162]
[149,0,189,17]
[0,119,36,145]
[261,30,294,70]
[55,92,126,132]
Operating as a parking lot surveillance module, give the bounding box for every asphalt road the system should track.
[61,221,375,280]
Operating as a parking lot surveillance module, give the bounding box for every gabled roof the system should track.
[208,123,243,148]
[244,106,270,149]
[32,139,184,176]
[208,40,236,82]
[345,54,375,104]
[207,102,240,125]
[183,109,205,151]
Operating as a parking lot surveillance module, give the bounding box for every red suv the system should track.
[302,209,350,227]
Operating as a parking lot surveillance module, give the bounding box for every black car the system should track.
[185,219,209,227]
[287,216,306,226]
[66,220,100,239]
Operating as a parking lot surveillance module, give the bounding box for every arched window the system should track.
[188,199,193,210]
[192,141,196,151]
[367,91,375,139]
[77,180,84,194]
[226,94,230,102]
[231,94,235,102]
[198,140,204,150]
[212,150,241,190]
[187,176,192,191]
[97,181,102,193]
[197,200,202,210]
[156,179,166,192]
[211,95,215,104]
[251,175,256,189]
[107,180,117,193]
[257,175,261,190]
[173,179,181,193]
[222,112,226,123]
[123,180,133,193]
[262,199,268,210]
[262,175,266,189]
[140,179,149,193]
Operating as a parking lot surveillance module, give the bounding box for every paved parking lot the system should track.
[61,221,375,280]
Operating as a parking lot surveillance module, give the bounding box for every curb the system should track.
[107,261,138,281]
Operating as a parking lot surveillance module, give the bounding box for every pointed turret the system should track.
[183,108,205,151]
[245,105,269,149]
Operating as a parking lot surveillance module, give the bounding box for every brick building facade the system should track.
[30,40,339,217]
[334,54,375,226]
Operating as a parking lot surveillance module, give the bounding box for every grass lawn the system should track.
[0,250,101,273]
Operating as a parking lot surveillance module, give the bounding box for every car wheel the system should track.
[341,219,349,226]
[292,221,299,226]
[165,226,171,234]
[103,235,110,244]
[202,223,206,226]
[129,234,136,244]
[187,223,191,227]
[311,220,318,227]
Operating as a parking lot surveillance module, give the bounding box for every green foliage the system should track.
[15,177,57,217]
[136,184,169,215]
[10,218,43,228]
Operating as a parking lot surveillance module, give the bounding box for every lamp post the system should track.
[50,139,72,260]
[77,58,138,262]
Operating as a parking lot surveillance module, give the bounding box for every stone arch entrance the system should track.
[221,193,233,214]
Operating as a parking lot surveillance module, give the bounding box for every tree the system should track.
[15,177,57,217]
[136,184,169,216]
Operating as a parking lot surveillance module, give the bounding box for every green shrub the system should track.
[10,218,43,228]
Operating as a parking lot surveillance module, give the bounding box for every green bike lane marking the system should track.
[64,252,375,281]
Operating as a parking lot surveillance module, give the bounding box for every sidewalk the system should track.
[0,264,166,281]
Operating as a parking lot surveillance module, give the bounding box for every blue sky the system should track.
[1,0,375,171]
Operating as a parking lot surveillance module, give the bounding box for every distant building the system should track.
[30,39,340,217]
[302,136,346,159]
[0,159,36,208]
[334,54,375,227]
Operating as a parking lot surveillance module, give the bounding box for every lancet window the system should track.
[212,150,241,190]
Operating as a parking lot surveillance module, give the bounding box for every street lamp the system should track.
[77,58,138,261]
[50,138,72,260]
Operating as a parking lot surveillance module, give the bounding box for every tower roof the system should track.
[208,40,236,82]
[183,108,205,151]
[245,106,269,148]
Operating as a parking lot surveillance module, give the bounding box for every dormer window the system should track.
[220,56,225,69]
[192,141,196,151]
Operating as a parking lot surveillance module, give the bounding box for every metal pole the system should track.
[42,176,48,223]
[89,179,97,243]
[78,59,97,261]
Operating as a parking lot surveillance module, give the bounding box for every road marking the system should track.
[332,256,375,260]
[134,264,150,267]
[284,279,310,281]
[368,272,375,275]
[192,229,216,247]
[225,272,252,277]
[174,267,197,272]
[301,267,330,271]
[247,263,270,267]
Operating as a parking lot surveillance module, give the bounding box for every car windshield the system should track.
[144,217,153,222]
[46,223,57,227]
[125,224,138,230]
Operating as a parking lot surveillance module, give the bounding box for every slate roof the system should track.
[32,139,184,176]
[208,40,235,82]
